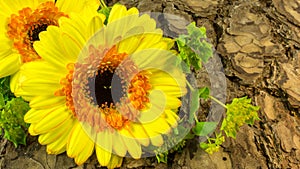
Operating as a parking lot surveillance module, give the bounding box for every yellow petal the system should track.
[142,117,171,136]
[0,0,38,16]
[46,123,72,155]
[87,15,105,39]
[28,124,38,136]
[138,90,166,123]
[46,142,66,155]
[56,0,100,14]
[14,62,64,97]
[74,140,94,165]
[67,122,94,163]
[34,26,69,68]
[164,110,179,127]
[112,132,127,157]
[127,7,139,15]
[108,4,127,23]
[0,1,13,16]
[119,129,141,159]
[0,37,12,58]
[95,130,112,166]
[107,154,123,169]
[0,53,21,78]
[129,123,150,146]
[25,107,60,123]
[134,31,163,52]
[95,144,112,166]
[30,96,65,109]
[149,135,163,147]
[117,34,143,54]
[10,70,21,94]
[59,17,86,49]
[38,117,74,145]
[33,106,71,134]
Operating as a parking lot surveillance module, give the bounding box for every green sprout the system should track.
[98,0,112,24]
[155,132,186,164]
[219,96,260,138]
[175,22,260,155]
[199,95,260,154]
[200,132,225,154]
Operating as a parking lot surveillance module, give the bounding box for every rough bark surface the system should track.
[1,0,299,168]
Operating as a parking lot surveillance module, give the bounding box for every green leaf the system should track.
[198,87,210,100]
[0,93,4,109]
[176,22,213,70]
[192,122,217,136]
[98,7,112,25]
[0,77,14,101]
[199,132,225,154]
[200,142,209,149]
[184,132,195,140]
[4,126,27,147]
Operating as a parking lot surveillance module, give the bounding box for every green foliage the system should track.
[199,96,260,153]
[189,87,200,123]
[193,122,217,136]
[221,96,260,138]
[198,87,210,100]
[98,7,112,24]
[98,0,112,25]
[155,128,187,163]
[155,139,186,163]
[176,22,213,70]
[0,77,30,147]
[0,77,15,101]
[200,132,225,154]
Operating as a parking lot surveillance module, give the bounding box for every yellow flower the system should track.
[0,0,100,78]
[14,4,187,167]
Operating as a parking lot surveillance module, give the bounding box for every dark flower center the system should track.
[27,23,49,46]
[94,69,125,106]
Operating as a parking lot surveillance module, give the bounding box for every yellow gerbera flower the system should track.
[0,0,100,78]
[14,4,187,168]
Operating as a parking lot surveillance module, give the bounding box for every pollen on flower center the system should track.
[27,23,49,45]
[68,45,152,131]
[94,66,125,107]
[7,1,68,63]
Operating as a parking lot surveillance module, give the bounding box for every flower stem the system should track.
[100,0,107,8]
[194,111,199,123]
[186,80,193,90]
[209,95,227,109]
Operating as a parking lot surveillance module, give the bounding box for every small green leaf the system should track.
[198,87,210,100]
[0,93,4,109]
[199,132,225,154]
[176,22,213,70]
[200,142,209,149]
[4,126,27,147]
[98,7,112,24]
[0,77,14,101]
[192,122,217,136]
[184,132,195,140]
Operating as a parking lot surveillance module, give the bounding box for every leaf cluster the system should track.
[0,77,30,147]
[155,127,187,163]
[221,97,260,138]
[200,132,225,154]
[176,22,213,70]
